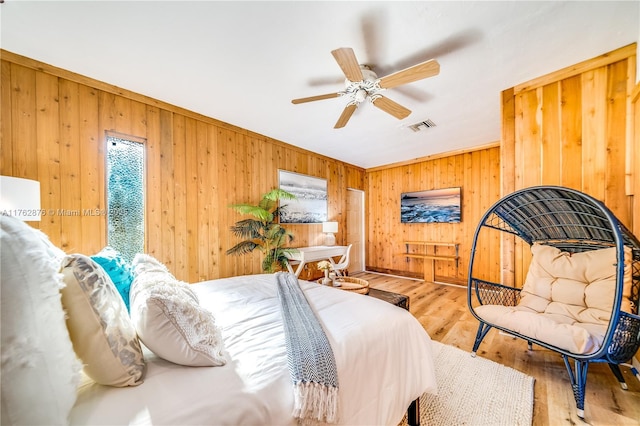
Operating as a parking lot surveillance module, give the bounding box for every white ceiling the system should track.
[2,1,638,169]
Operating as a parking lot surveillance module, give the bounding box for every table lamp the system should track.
[0,176,42,221]
[322,221,338,246]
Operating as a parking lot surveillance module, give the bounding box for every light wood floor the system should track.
[352,271,640,426]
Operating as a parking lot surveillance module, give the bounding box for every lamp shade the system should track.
[322,221,338,233]
[0,176,41,221]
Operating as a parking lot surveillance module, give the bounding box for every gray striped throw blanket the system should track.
[275,272,339,423]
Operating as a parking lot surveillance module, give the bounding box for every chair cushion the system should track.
[476,243,633,355]
[519,244,633,320]
[475,304,608,354]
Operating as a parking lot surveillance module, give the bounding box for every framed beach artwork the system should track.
[400,187,462,223]
[278,170,328,224]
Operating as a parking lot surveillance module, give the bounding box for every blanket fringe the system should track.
[293,381,339,424]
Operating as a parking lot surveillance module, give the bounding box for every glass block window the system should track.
[106,135,145,262]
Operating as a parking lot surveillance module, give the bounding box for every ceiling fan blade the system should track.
[331,48,364,82]
[378,59,440,89]
[291,92,340,104]
[372,96,411,120]
[334,104,357,129]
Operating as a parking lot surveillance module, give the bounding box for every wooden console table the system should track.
[400,241,459,282]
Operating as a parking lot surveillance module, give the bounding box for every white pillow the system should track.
[60,254,146,387]
[131,253,198,302]
[0,216,81,425]
[130,254,226,367]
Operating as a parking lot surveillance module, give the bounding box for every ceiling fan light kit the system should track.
[343,66,379,104]
[292,47,439,129]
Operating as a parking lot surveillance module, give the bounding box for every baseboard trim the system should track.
[363,270,423,281]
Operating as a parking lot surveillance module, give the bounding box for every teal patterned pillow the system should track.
[60,254,145,387]
[91,247,134,311]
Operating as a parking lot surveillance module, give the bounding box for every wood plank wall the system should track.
[4,45,634,287]
[0,51,365,282]
[633,81,640,239]
[365,146,502,285]
[501,43,638,286]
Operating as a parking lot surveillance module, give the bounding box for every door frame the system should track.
[346,188,365,273]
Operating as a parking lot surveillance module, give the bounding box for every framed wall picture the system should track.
[278,170,328,224]
[400,187,462,223]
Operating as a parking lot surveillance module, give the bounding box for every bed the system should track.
[1,216,438,426]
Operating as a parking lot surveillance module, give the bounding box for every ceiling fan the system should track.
[292,47,440,129]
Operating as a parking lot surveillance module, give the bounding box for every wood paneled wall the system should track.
[0,51,365,282]
[365,146,502,285]
[4,44,635,287]
[501,43,638,286]
[633,81,640,238]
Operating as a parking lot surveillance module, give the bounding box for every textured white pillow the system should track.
[130,254,226,366]
[0,216,81,425]
[131,253,198,302]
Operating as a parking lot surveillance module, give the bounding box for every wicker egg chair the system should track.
[467,186,640,419]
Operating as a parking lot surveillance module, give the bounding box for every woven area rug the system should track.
[402,341,534,426]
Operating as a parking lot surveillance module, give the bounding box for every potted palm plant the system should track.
[226,188,298,273]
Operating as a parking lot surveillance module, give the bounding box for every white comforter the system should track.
[70,275,437,425]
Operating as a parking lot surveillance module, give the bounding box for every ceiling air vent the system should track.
[407,119,437,132]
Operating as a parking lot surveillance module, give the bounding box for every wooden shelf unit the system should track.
[400,241,459,282]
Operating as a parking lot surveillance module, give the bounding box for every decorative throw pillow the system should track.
[130,254,226,367]
[132,252,174,277]
[33,223,67,263]
[131,253,199,302]
[91,246,135,312]
[60,254,146,387]
[0,216,81,425]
